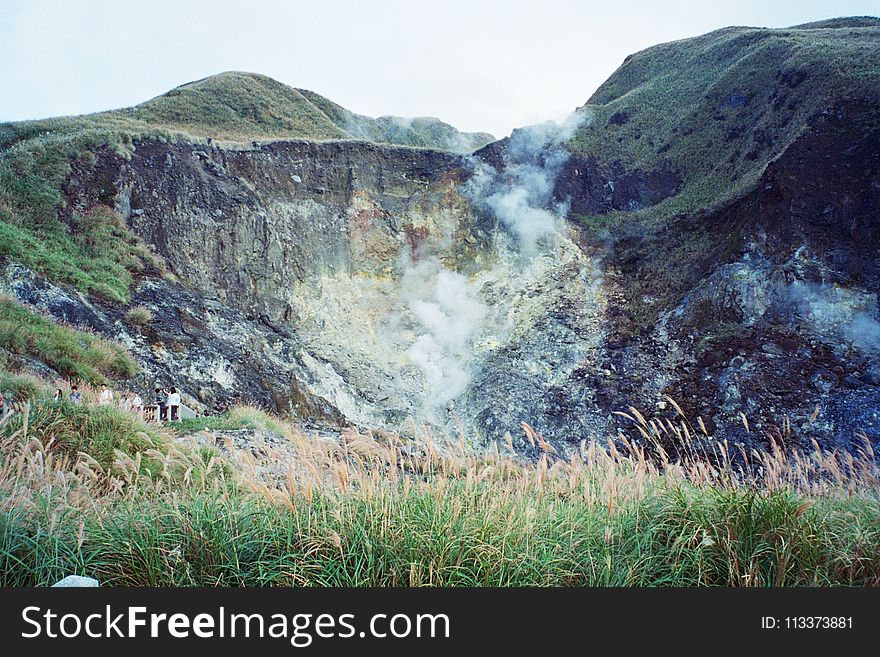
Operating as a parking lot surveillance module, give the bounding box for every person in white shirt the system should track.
[166,387,181,421]
[130,392,144,417]
[97,384,114,406]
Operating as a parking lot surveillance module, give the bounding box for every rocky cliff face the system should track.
[46,132,605,445]
[10,91,880,457]
[4,20,879,457]
[567,98,880,454]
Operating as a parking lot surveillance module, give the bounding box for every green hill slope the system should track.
[569,17,880,217]
[1,72,495,152]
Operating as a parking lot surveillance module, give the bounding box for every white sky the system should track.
[1,0,877,137]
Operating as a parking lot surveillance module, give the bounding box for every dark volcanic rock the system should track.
[554,155,682,215]
[64,139,470,323]
[586,101,880,453]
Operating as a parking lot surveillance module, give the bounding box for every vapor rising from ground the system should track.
[397,111,593,419]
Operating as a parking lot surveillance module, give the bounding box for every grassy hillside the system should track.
[0,72,495,153]
[570,17,880,219]
[127,72,351,142]
[129,72,494,149]
[0,201,161,303]
[0,298,138,384]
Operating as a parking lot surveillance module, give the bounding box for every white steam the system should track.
[394,257,487,416]
[785,280,880,354]
[395,111,590,420]
[465,110,591,253]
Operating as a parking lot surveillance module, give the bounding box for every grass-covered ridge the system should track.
[569,17,880,219]
[0,298,138,384]
[132,72,495,150]
[0,72,495,153]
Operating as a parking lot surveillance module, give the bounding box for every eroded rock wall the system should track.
[47,100,880,455]
[55,136,606,444]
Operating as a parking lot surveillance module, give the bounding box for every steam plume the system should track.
[397,111,590,420]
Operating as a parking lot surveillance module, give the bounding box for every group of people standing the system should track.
[52,385,83,405]
[51,383,122,407]
[151,386,182,422]
[18,383,184,424]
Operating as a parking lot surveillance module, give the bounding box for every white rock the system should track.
[51,575,99,587]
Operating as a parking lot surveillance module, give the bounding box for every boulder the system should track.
[51,575,99,587]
